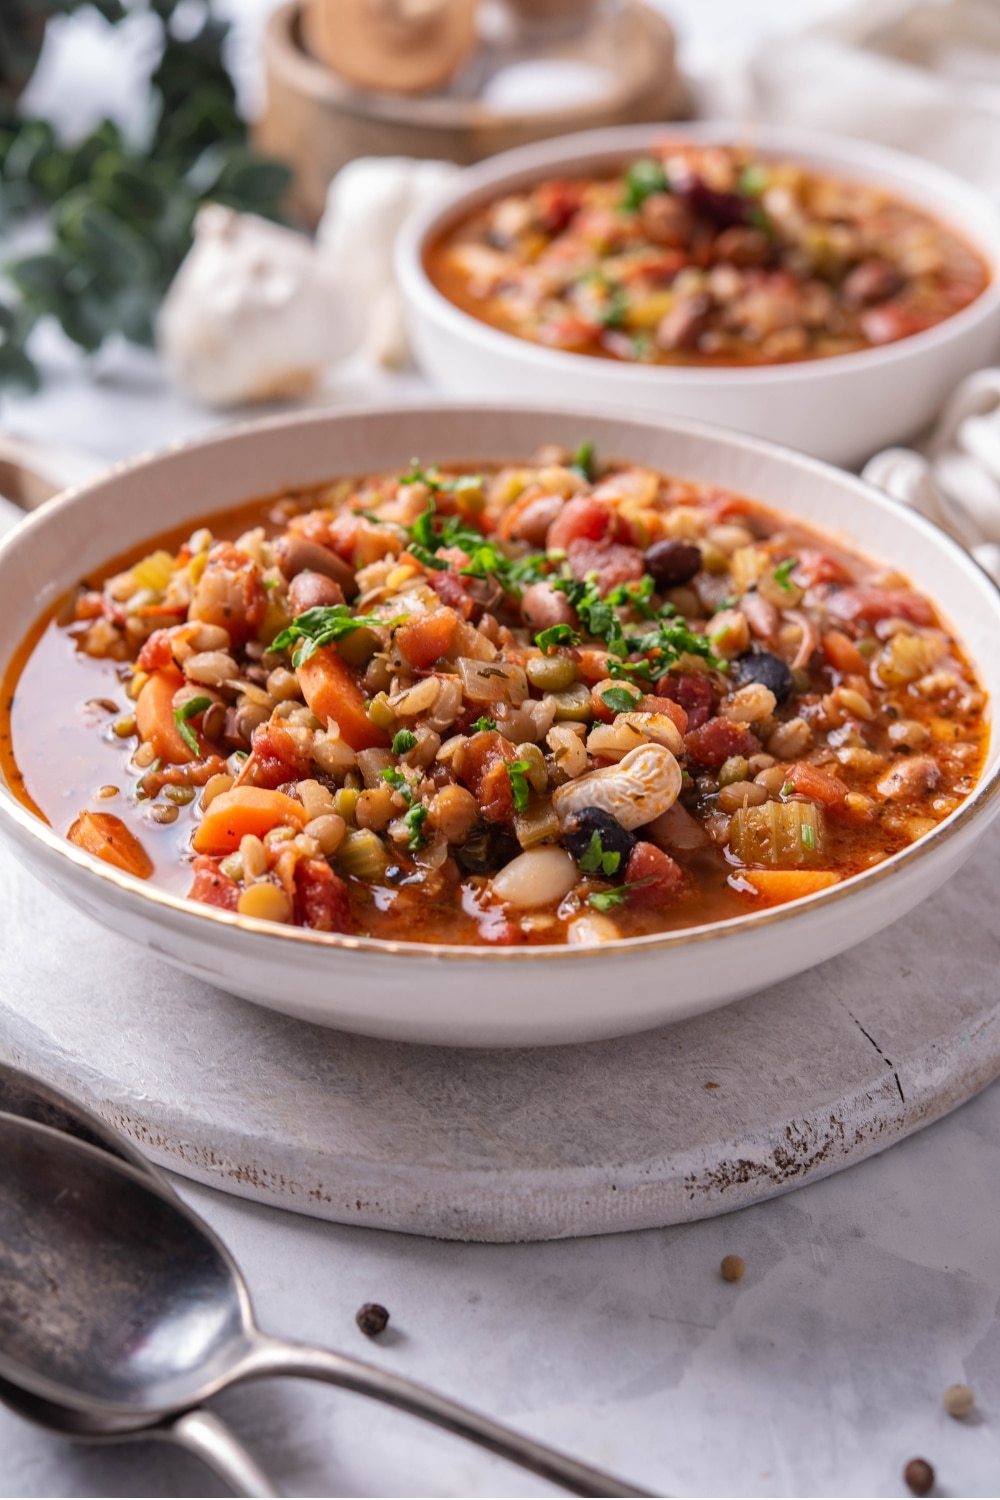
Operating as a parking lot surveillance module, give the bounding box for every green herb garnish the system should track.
[738,163,769,197]
[571,440,595,481]
[600,686,642,715]
[271,605,406,669]
[588,876,656,912]
[773,557,799,593]
[781,780,795,797]
[392,729,418,755]
[801,824,815,850]
[577,831,622,878]
[506,760,532,813]
[622,157,669,212]
[471,716,497,734]
[173,695,211,756]
[535,623,579,652]
[403,803,429,851]
[381,766,413,806]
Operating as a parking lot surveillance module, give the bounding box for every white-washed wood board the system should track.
[1,829,997,1243]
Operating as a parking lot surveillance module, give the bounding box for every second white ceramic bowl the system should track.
[0,404,998,1045]
[397,124,1000,468]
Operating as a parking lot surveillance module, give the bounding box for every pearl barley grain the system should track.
[720,1254,745,1282]
[943,1383,975,1418]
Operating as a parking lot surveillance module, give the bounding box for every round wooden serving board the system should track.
[2,828,997,1243]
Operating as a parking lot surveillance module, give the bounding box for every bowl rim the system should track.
[396,119,1000,389]
[1,398,998,965]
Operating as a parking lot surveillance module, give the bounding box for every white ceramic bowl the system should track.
[396,123,1000,468]
[1,404,998,1046]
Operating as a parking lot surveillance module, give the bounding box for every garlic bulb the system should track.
[157,205,363,408]
[317,156,459,367]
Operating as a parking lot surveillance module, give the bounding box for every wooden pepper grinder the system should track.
[302,0,479,95]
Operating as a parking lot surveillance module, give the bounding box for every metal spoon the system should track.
[0,1113,651,1498]
[0,1068,279,1494]
[0,1375,279,1497]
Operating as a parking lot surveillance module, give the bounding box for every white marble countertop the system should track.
[4,3,1000,1494]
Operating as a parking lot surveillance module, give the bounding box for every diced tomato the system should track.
[639,695,689,734]
[240,717,312,790]
[793,549,852,588]
[136,628,177,673]
[188,855,240,912]
[786,761,848,805]
[459,730,517,824]
[395,607,458,670]
[657,672,714,731]
[826,587,934,627]
[534,178,584,234]
[428,571,474,619]
[546,497,613,553]
[294,858,352,933]
[566,539,645,594]
[623,842,683,908]
[684,716,761,770]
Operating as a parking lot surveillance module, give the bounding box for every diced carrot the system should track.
[297,645,389,751]
[192,787,307,855]
[68,812,153,880]
[739,869,841,905]
[395,607,457,670]
[135,667,197,765]
[786,761,849,805]
[459,730,517,824]
[575,647,611,682]
[822,630,866,676]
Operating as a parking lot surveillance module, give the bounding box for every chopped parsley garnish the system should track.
[173,695,212,756]
[600,685,642,715]
[781,780,795,797]
[381,766,414,806]
[571,440,595,481]
[392,729,418,755]
[271,605,406,669]
[588,876,656,911]
[403,803,429,850]
[400,461,483,496]
[553,574,722,677]
[405,497,549,593]
[535,623,579,652]
[773,557,799,593]
[622,157,669,212]
[506,760,532,813]
[738,163,768,197]
[471,716,497,733]
[801,824,816,850]
[577,830,622,878]
[598,285,629,328]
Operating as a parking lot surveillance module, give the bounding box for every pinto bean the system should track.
[711,227,771,267]
[274,534,356,597]
[656,293,713,352]
[509,494,565,546]
[843,258,903,308]
[521,582,577,632]
[288,571,345,616]
[639,192,695,248]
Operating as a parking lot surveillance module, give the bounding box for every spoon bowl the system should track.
[0,1112,649,1497]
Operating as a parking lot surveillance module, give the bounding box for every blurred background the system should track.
[1,0,998,474]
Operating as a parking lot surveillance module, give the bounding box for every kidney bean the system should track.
[521,581,577,632]
[655,293,713,352]
[274,534,356,596]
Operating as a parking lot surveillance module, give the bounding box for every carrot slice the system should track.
[68,812,153,880]
[297,645,389,751]
[822,630,866,676]
[740,869,840,905]
[192,787,307,856]
[395,607,457,670]
[135,666,196,765]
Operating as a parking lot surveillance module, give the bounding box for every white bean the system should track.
[567,913,621,945]
[490,848,578,910]
[552,742,682,830]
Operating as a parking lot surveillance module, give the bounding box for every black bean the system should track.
[644,539,702,588]
[356,1303,390,1338]
[732,651,794,705]
[455,825,519,875]
[563,807,636,871]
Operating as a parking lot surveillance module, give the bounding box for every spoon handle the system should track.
[245,1338,652,1497]
[154,1408,281,1498]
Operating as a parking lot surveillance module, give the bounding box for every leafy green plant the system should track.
[0,0,292,391]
